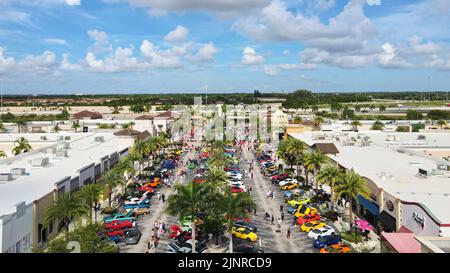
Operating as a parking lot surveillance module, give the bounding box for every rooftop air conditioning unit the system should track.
[0,173,13,181]
[11,168,26,176]
[46,147,56,154]
[57,142,70,150]
[65,136,71,140]
[40,136,48,141]
[56,150,69,158]
[57,136,64,141]
[95,136,105,142]
[30,157,50,167]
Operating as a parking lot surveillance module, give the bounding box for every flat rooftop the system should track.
[0,133,129,216]
[290,131,450,224]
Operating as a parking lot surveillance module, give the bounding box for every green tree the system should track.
[206,168,228,190]
[317,165,341,209]
[72,121,81,132]
[16,120,27,133]
[129,103,145,113]
[314,116,324,129]
[77,184,103,222]
[12,137,32,155]
[303,151,328,188]
[166,182,220,253]
[0,150,6,158]
[371,120,384,130]
[406,109,423,120]
[379,105,386,113]
[99,170,124,208]
[437,120,448,129]
[351,120,362,131]
[335,171,370,228]
[52,124,61,133]
[44,192,86,240]
[219,192,256,253]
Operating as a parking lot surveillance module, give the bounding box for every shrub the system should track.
[101,207,118,214]
[341,230,364,243]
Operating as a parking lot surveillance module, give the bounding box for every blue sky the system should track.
[0,0,449,94]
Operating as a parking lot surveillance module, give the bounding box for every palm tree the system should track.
[206,168,228,190]
[16,120,27,133]
[72,121,81,132]
[99,170,125,208]
[52,124,61,133]
[128,121,135,130]
[166,182,220,253]
[77,184,102,222]
[314,116,324,130]
[437,120,447,129]
[132,139,149,161]
[334,171,370,228]
[0,122,5,132]
[277,138,304,170]
[44,192,86,240]
[12,137,32,155]
[351,120,362,132]
[0,150,6,158]
[219,192,256,253]
[317,165,341,209]
[303,151,328,188]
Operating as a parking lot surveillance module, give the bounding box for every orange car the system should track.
[144,178,160,188]
[193,179,206,183]
[320,243,351,253]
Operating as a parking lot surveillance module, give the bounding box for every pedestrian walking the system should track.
[277,218,282,229]
[280,205,283,212]
[157,192,161,201]
[287,227,291,239]
[254,208,257,216]
[271,216,274,225]
[265,212,270,222]
[281,211,285,221]
[161,193,166,203]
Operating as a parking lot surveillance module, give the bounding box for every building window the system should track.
[22,234,31,253]
[48,222,53,234]
[15,240,22,253]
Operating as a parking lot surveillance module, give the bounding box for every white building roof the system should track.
[0,133,129,216]
[290,131,450,223]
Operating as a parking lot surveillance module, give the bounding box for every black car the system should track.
[234,244,264,253]
[123,228,141,245]
[233,220,257,232]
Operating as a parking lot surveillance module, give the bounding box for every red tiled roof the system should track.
[72,110,103,120]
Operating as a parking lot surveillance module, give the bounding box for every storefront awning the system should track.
[358,195,379,216]
[378,211,397,231]
[381,232,421,253]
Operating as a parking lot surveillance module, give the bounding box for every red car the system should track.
[193,179,206,183]
[106,229,125,237]
[271,173,289,181]
[138,185,156,192]
[230,187,245,193]
[297,214,321,225]
[104,220,133,230]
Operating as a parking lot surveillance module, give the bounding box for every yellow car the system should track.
[294,204,318,218]
[300,221,326,232]
[280,182,298,191]
[232,227,258,242]
[134,207,150,216]
[288,198,311,208]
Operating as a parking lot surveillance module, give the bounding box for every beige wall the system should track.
[32,190,56,247]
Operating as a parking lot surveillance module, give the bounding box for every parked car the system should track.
[103,211,135,223]
[232,227,258,242]
[234,244,264,253]
[307,226,336,240]
[233,220,257,232]
[124,229,142,245]
[297,213,321,225]
[104,220,134,230]
[320,243,351,253]
[313,235,341,249]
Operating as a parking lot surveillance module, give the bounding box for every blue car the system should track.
[313,235,341,249]
[123,202,151,209]
[103,211,135,223]
[283,191,295,198]
[286,206,297,214]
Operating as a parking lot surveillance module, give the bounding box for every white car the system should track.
[307,226,336,240]
[229,181,244,187]
[124,196,148,205]
[279,178,298,186]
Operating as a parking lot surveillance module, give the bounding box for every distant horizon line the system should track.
[1,90,450,96]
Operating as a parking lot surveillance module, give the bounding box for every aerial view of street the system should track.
[0,2,450,269]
